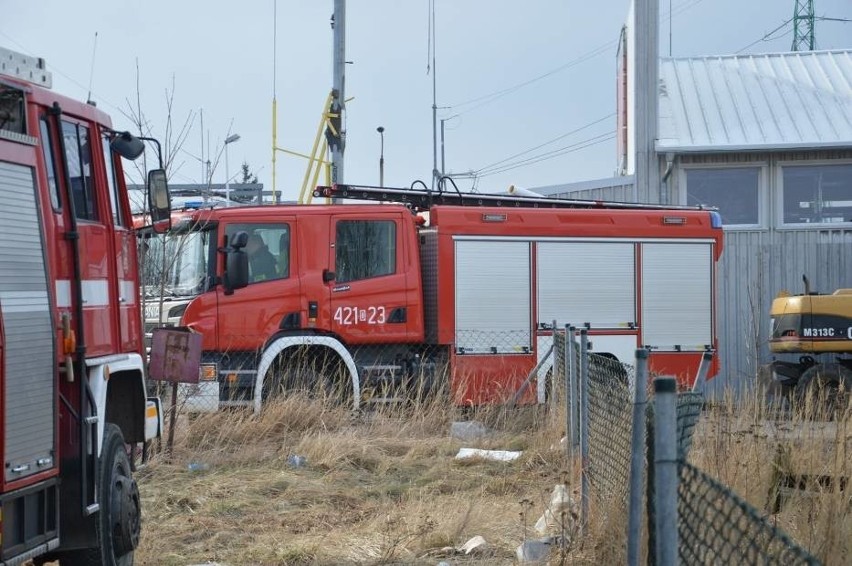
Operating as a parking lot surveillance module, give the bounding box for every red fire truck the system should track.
[151,181,722,412]
[0,47,170,564]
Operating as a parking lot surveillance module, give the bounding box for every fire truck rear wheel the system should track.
[59,424,139,565]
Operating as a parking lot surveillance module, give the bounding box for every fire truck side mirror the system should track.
[223,231,249,294]
[109,131,146,161]
[147,169,172,234]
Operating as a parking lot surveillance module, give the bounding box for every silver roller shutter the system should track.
[537,242,635,328]
[0,161,56,481]
[455,240,531,354]
[641,242,713,350]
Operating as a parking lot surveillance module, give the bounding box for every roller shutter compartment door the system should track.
[455,240,531,354]
[0,161,56,481]
[641,242,712,350]
[537,242,635,328]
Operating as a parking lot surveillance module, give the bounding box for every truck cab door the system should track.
[215,219,300,352]
[327,213,416,344]
[58,119,118,357]
[100,134,139,352]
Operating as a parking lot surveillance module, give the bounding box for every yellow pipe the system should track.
[306,137,329,204]
[298,92,333,204]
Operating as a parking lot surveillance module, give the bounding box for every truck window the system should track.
[0,83,26,136]
[39,118,61,210]
[61,120,98,221]
[335,220,396,283]
[101,136,124,226]
[225,223,290,284]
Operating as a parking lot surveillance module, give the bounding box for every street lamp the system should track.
[376,126,385,187]
[224,133,241,205]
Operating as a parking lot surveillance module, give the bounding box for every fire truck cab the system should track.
[0,47,167,564]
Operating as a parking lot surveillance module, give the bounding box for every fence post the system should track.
[654,376,678,566]
[579,329,590,530]
[691,350,713,393]
[567,325,579,450]
[564,325,576,460]
[551,319,558,408]
[627,349,649,566]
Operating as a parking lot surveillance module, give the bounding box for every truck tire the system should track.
[58,424,139,566]
[265,349,350,404]
[795,364,852,418]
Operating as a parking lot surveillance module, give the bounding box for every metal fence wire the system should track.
[646,387,821,566]
[587,354,634,503]
[678,461,821,566]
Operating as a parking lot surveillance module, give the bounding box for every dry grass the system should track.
[136,394,576,565]
[689,391,852,566]
[133,386,850,565]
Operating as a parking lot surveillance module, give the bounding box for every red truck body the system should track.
[0,47,162,564]
[158,186,723,411]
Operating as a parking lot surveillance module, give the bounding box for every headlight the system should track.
[199,363,218,382]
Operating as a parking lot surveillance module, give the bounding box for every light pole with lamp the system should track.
[224,133,241,205]
[376,126,385,187]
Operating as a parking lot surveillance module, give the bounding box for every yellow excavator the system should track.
[767,276,852,413]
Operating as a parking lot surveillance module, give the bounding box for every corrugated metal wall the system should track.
[548,184,634,202]
[713,228,852,395]
[676,150,852,396]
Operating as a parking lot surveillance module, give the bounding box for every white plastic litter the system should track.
[455,448,522,462]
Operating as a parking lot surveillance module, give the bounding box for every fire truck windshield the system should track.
[141,231,208,296]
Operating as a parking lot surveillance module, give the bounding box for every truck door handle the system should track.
[388,307,407,323]
[322,269,335,283]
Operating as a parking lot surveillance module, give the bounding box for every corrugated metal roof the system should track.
[657,50,852,153]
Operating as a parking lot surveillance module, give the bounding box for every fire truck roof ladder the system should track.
[314,179,714,212]
[0,46,52,87]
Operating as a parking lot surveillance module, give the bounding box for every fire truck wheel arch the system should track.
[86,353,148,448]
[253,336,360,412]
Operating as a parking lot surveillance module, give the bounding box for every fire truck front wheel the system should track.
[58,424,139,566]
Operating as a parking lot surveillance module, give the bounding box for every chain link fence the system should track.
[647,377,821,566]
[677,461,820,565]
[550,325,821,565]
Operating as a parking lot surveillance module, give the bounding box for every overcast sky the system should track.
[3,1,850,201]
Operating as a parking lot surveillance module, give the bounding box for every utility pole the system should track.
[792,0,815,51]
[635,0,661,203]
[330,0,346,185]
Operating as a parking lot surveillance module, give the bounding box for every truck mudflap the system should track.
[144,398,163,441]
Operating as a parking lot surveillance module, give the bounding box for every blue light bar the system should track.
[709,211,723,229]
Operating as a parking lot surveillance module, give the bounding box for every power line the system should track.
[447,40,617,116]
[475,131,615,178]
[474,113,615,173]
[735,18,794,54]
[445,0,707,118]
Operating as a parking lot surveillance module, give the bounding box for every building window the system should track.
[335,220,396,283]
[782,164,852,225]
[685,167,760,226]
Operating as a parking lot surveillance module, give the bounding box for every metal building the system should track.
[535,49,852,395]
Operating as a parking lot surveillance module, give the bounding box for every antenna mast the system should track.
[86,32,98,105]
[429,0,438,190]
